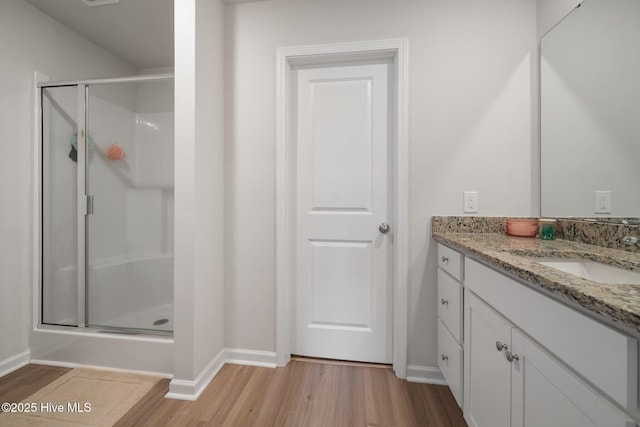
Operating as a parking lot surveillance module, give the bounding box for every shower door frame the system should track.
[38,73,173,332]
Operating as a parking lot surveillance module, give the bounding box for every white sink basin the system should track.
[533,258,640,285]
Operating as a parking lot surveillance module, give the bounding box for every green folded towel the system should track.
[70,133,95,150]
[69,133,95,163]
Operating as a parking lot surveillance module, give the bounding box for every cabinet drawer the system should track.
[438,244,463,281]
[438,318,463,407]
[438,269,463,343]
[466,258,638,412]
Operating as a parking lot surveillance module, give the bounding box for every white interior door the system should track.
[294,61,392,364]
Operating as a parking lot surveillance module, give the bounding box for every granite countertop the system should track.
[432,231,640,336]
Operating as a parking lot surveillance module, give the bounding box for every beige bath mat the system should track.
[0,367,160,426]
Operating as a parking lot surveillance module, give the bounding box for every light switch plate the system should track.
[594,191,611,214]
[464,191,479,213]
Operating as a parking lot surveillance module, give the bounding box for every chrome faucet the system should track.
[622,236,640,246]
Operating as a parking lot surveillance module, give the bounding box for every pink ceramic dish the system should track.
[506,218,538,237]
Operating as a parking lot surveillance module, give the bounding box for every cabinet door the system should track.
[464,291,513,427]
[511,329,635,427]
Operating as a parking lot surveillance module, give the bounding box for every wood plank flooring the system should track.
[0,364,70,404]
[1,362,467,426]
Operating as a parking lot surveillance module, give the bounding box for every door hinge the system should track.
[86,195,94,215]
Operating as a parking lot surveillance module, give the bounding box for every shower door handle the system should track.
[86,195,94,215]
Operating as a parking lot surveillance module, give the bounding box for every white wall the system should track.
[0,0,135,373]
[172,0,225,395]
[223,0,537,369]
[193,0,225,380]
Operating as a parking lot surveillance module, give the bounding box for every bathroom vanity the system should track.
[433,220,640,426]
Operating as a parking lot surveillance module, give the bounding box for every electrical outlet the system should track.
[464,191,479,213]
[594,191,611,214]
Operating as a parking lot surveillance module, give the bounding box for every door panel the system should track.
[308,240,372,329]
[295,62,392,363]
[309,78,373,211]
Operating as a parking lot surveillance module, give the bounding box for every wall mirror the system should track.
[540,0,640,220]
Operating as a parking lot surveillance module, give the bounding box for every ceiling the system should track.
[25,0,174,70]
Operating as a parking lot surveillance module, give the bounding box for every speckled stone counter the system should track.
[432,217,640,336]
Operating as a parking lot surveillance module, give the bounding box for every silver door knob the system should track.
[379,223,390,234]
[506,351,519,362]
[441,354,448,361]
[496,341,508,352]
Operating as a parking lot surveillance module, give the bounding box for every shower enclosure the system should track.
[40,75,174,334]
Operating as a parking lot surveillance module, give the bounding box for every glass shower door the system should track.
[41,85,80,327]
[85,79,174,333]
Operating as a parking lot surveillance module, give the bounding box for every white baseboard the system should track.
[165,348,277,401]
[0,350,31,378]
[406,364,446,385]
[225,348,277,368]
[166,348,226,401]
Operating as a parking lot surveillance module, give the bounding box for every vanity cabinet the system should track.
[462,257,637,427]
[437,244,464,407]
[464,290,634,427]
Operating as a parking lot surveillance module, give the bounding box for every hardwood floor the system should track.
[1,362,467,426]
[0,364,70,404]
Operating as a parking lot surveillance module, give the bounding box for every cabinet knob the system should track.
[441,354,448,361]
[441,256,449,263]
[441,298,448,306]
[495,341,508,352]
[506,351,520,362]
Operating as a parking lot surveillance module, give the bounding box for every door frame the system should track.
[275,39,409,377]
